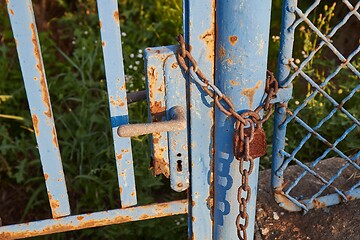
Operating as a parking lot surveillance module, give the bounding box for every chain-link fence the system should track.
[272,0,360,212]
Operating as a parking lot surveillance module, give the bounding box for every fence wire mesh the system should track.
[273,0,360,211]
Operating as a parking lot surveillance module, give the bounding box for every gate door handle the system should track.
[117,106,186,137]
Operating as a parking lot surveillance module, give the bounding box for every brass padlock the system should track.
[233,123,267,159]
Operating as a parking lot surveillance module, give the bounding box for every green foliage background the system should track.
[0,0,359,239]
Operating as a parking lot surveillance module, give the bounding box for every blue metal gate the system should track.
[1,0,273,238]
[272,0,360,212]
[3,0,358,239]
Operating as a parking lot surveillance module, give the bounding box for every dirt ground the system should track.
[255,158,360,240]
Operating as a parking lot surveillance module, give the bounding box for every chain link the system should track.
[176,34,278,240]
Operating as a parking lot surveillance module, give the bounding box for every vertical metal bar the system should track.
[271,0,297,195]
[7,0,70,218]
[214,0,272,239]
[96,0,137,207]
[183,0,215,239]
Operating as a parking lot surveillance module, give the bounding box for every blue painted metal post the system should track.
[214,0,272,239]
[183,0,215,239]
[271,0,296,199]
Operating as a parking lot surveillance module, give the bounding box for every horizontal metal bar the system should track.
[305,188,360,210]
[0,200,188,239]
[127,90,147,104]
[117,106,186,137]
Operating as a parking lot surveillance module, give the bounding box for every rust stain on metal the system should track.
[149,101,166,122]
[242,80,262,108]
[171,62,178,69]
[113,11,119,23]
[312,198,326,209]
[200,30,215,61]
[52,127,59,148]
[274,187,302,212]
[44,173,49,181]
[0,233,12,240]
[120,83,126,91]
[6,216,134,239]
[148,66,157,99]
[9,8,14,15]
[154,201,172,212]
[229,35,238,46]
[150,141,169,178]
[225,58,234,65]
[99,21,102,29]
[5,0,9,5]
[48,192,60,213]
[102,41,106,47]
[131,191,135,197]
[32,114,40,136]
[30,23,51,118]
[116,154,123,160]
[346,194,356,201]
[0,201,187,238]
[157,84,164,93]
[148,66,157,81]
[121,149,129,153]
[219,45,226,60]
[147,63,170,178]
[230,79,239,86]
[140,214,150,220]
[119,187,123,195]
[110,96,125,107]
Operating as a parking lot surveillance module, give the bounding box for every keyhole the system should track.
[177,160,183,172]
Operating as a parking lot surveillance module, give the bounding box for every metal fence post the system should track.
[271,0,296,205]
[214,0,272,239]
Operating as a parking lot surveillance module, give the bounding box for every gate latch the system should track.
[117,45,189,192]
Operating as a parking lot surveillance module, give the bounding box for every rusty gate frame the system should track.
[0,0,274,239]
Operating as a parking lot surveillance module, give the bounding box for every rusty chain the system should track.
[176,34,278,240]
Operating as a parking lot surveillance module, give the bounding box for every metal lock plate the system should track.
[234,126,267,159]
[145,45,189,192]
